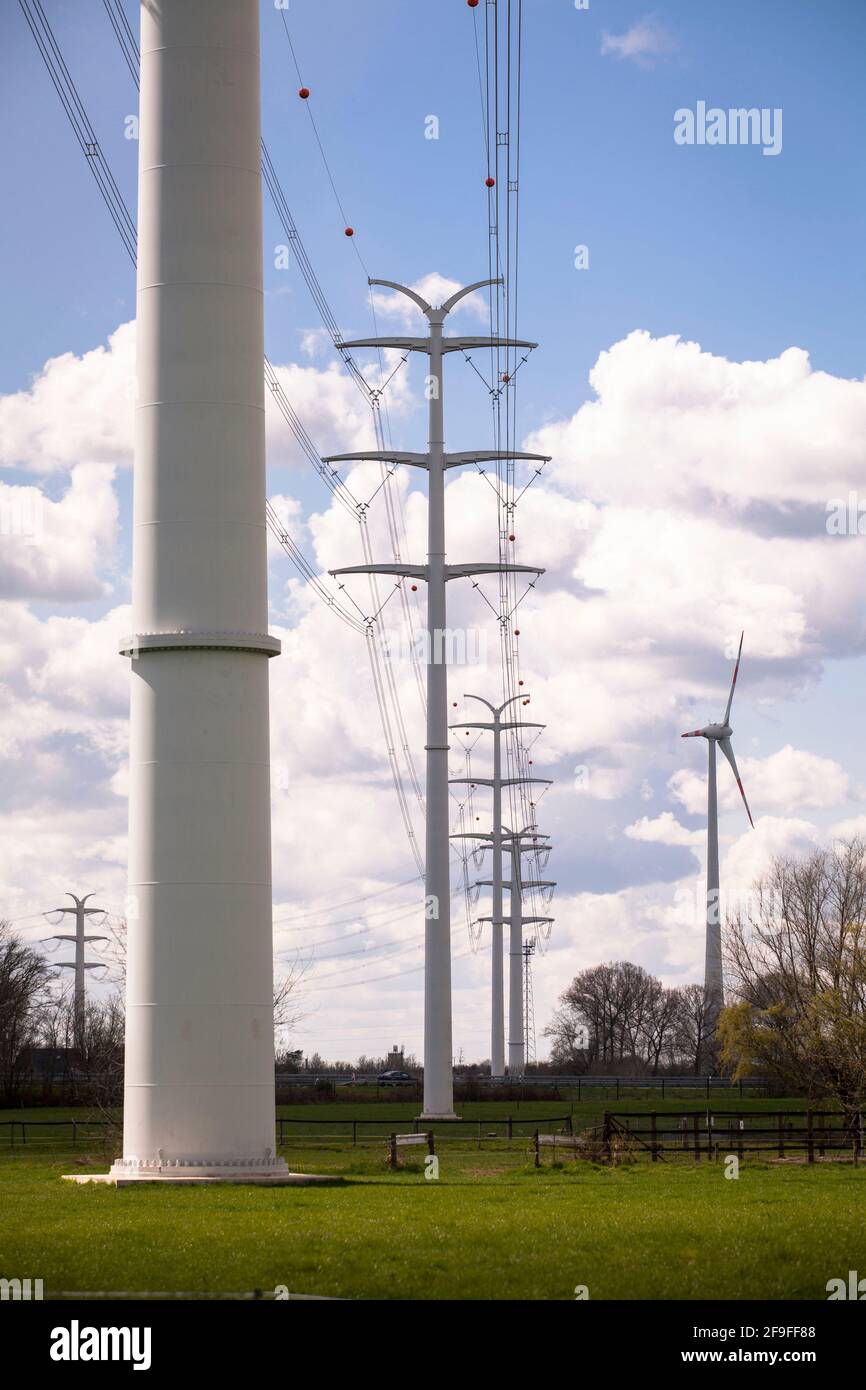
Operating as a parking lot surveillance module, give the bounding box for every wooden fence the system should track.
[599,1109,865,1164]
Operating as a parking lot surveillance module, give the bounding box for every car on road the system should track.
[377,1070,414,1086]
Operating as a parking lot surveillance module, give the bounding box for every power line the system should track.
[19,0,136,265]
[271,873,423,924]
[27,4,424,872]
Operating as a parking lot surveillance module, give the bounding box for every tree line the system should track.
[4,838,865,1111]
[545,838,866,1113]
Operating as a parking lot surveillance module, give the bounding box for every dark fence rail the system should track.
[4,1073,777,1110]
[599,1108,866,1164]
[0,1113,575,1153]
[8,1072,772,1090]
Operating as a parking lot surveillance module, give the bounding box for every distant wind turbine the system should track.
[681,632,754,1051]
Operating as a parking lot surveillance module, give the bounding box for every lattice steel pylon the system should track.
[523,937,537,1067]
[327,277,548,1118]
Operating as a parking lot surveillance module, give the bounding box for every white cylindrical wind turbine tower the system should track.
[113,0,285,1180]
[705,738,721,1027]
[682,632,754,1052]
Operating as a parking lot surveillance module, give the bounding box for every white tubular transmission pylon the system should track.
[452,825,554,1077]
[448,694,550,1077]
[328,277,548,1117]
[681,631,754,1052]
[42,893,108,1050]
[113,0,286,1181]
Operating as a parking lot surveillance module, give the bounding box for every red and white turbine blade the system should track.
[723,631,744,725]
[681,730,703,738]
[719,737,754,828]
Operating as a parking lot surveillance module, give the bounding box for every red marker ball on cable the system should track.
[298,87,310,99]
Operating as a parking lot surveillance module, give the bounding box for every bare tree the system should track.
[0,921,53,1103]
[721,838,866,1113]
[673,983,713,1075]
[641,982,684,1074]
[545,961,684,1073]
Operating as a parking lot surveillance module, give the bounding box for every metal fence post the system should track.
[534,1129,540,1168]
[807,1109,814,1165]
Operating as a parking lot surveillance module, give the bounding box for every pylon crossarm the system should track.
[445,562,544,580]
[444,450,551,471]
[449,777,552,787]
[479,916,554,926]
[329,563,427,580]
[452,832,553,850]
[337,336,429,353]
[474,880,556,890]
[47,933,107,943]
[321,450,429,469]
[450,720,545,733]
[442,336,538,354]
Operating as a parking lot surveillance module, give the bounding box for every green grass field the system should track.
[1,1099,862,1300]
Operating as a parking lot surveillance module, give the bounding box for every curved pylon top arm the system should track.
[368,278,432,316]
[368,276,503,320]
[440,277,502,315]
[461,692,497,714]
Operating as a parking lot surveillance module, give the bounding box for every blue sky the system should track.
[4,1,865,392]
[2,0,866,1062]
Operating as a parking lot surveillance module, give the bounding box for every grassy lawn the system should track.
[1,1102,864,1300]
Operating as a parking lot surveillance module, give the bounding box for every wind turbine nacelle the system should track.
[703,723,732,740]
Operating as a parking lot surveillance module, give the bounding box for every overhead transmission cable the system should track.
[30,0,424,872]
[18,0,137,265]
